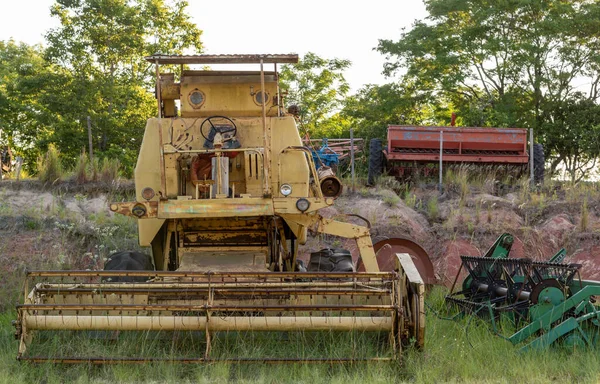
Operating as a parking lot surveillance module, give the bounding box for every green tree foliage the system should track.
[342,82,443,143]
[280,52,351,138]
[377,0,600,179]
[0,40,54,170]
[542,94,600,183]
[41,0,203,172]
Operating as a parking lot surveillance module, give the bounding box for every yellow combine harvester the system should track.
[14,54,433,363]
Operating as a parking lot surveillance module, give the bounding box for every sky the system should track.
[0,0,428,92]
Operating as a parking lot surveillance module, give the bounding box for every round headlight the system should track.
[296,198,310,212]
[253,91,270,105]
[280,184,292,196]
[141,187,155,201]
[188,88,206,109]
[131,204,147,217]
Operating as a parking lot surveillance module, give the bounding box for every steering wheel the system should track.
[200,116,237,142]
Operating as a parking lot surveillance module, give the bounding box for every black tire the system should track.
[532,143,544,184]
[367,138,383,186]
[307,248,353,272]
[103,251,154,282]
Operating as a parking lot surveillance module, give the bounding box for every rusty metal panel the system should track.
[181,71,277,84]
[158,198,274,219]
[384,153,529,164]
[183,230,267,246]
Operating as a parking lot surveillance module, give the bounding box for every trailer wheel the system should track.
[367,138,383,186]
[533,143,544,184]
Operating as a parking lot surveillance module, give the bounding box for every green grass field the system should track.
[3,287,600,384]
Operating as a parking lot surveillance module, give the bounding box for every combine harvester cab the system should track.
[14,54,434,364]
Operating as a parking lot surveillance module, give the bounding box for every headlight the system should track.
[296,198,310,212]
[141,187,155,201]
[280,184,292,196]
[131,204,147,217]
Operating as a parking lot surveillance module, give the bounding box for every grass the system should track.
[382,191,401,206]
[74,151,90,184]
[36,146,123,185]
[3,287,600,383]
[37,144,63,183]
[443,167,470,205]
[401,185,419,209]
[100,157,121,182]
[427,195,439,221]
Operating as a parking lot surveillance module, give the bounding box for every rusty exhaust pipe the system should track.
[318,166,343,198]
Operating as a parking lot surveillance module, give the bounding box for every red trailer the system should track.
[368,125,543,184]
[386,125,529,164]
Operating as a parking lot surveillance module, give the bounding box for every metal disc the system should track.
[356,237,436,284]
[529,279,566,305]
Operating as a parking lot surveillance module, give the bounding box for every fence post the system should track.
[529,128,534,186]
[87,116,94,160]
[15,157,23,181]
[350,128,355,192]
[439,130,443,193]
[0,128,3,180]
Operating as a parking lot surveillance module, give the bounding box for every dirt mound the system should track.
[0,188,110,220]
[436,239,481,287]
[330,191,430,242]
[4,180,600,288]
[0,179,135,195]
[304,186,599,283]
[538,214,575,249]
[564,233,600,280]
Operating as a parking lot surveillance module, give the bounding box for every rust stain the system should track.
[160,200,273,218]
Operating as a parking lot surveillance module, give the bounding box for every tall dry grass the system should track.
[37,144,63,183]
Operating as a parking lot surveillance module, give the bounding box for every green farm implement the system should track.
[445,233,600,351]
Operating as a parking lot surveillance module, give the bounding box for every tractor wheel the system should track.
[103,251,154,282]
[367,138,383,186]
[533,143,544,184]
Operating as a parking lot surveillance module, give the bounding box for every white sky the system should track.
[0,0,427,92]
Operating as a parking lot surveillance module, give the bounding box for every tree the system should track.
[377,0,600,178]
[0,40,53,171]
[280,52,351,138]
[342,82,445,143]
[542,95,600,183]
[42,0,203,171]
